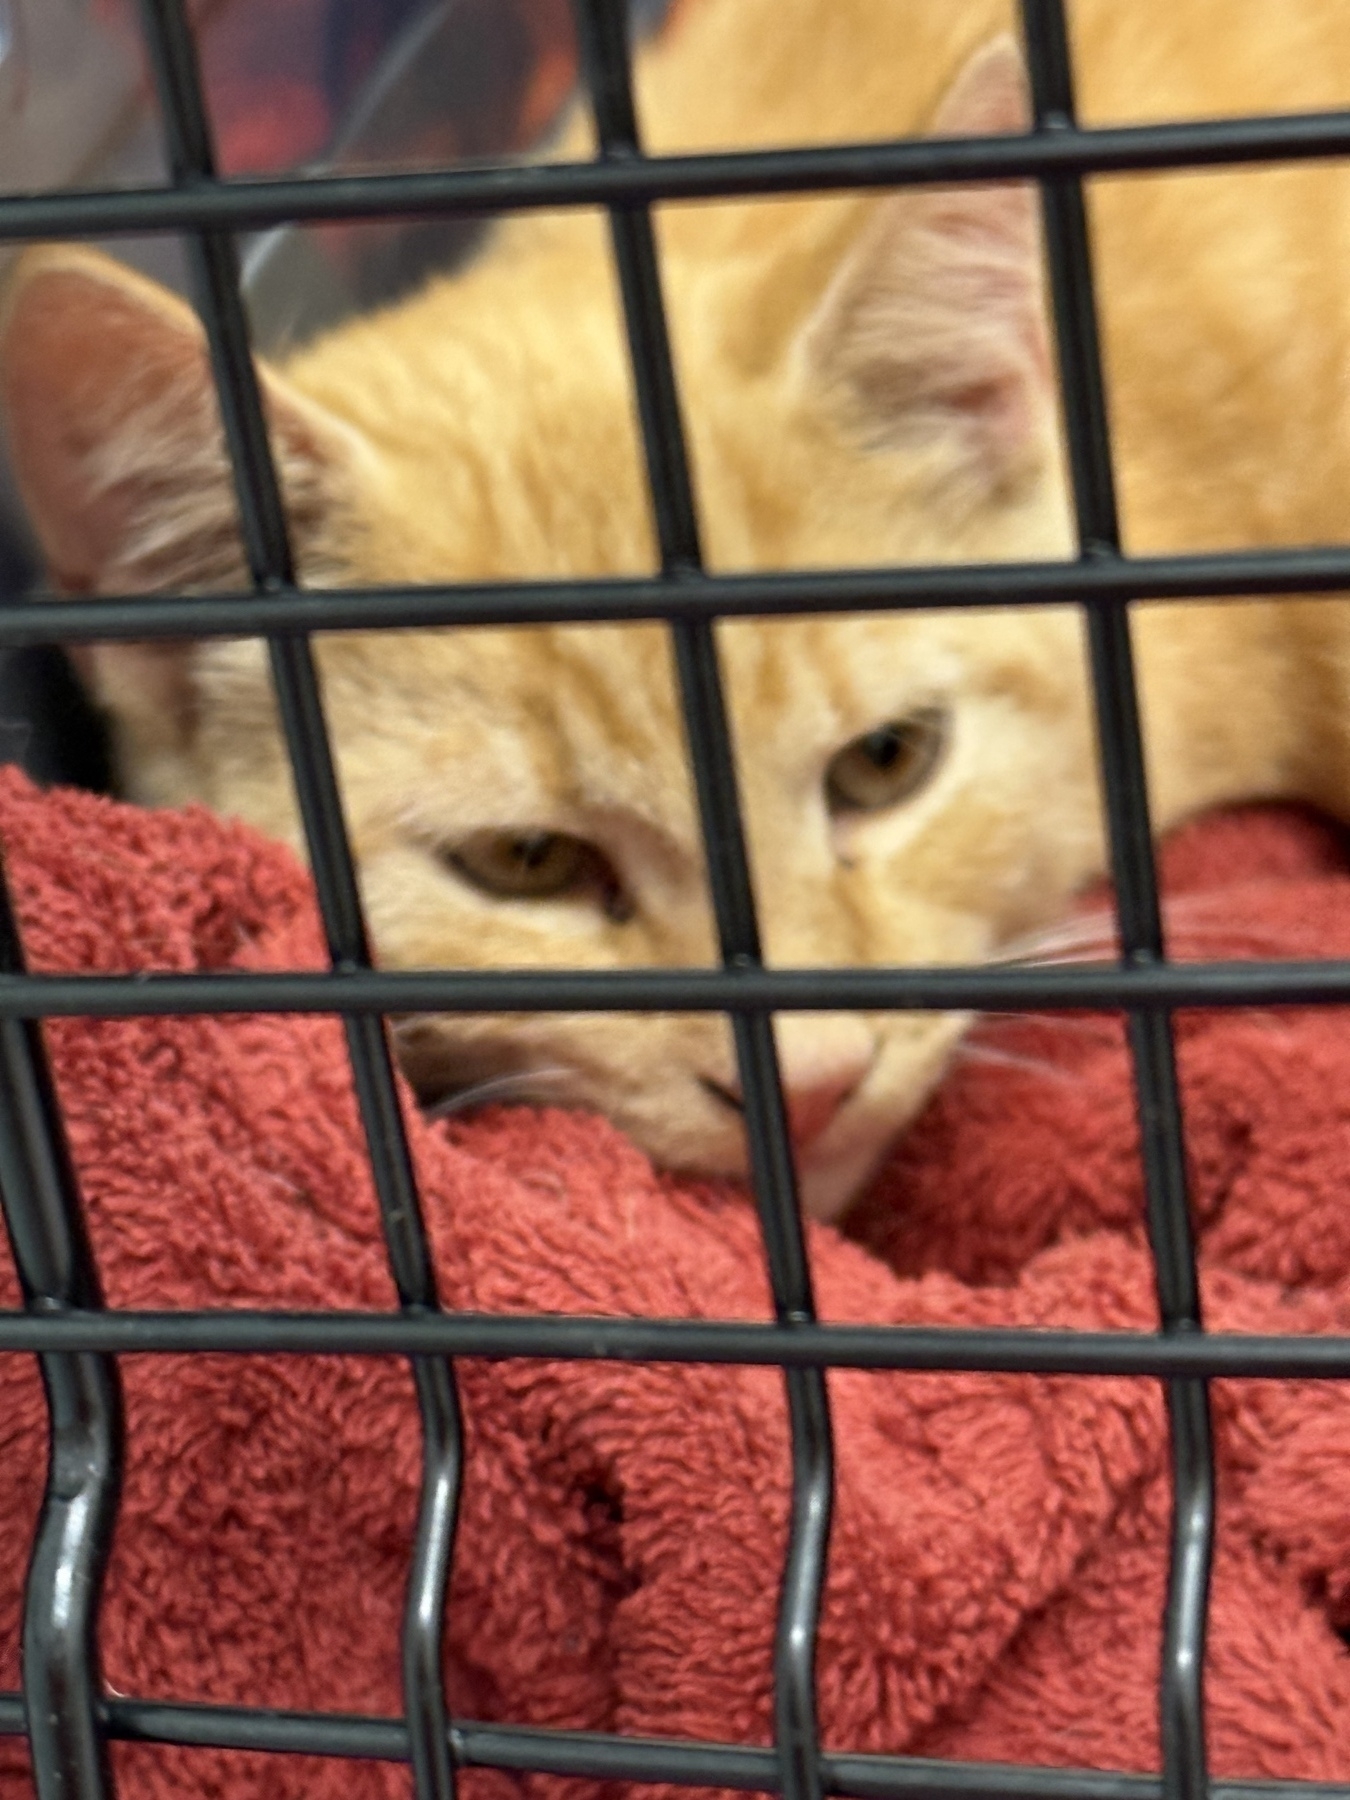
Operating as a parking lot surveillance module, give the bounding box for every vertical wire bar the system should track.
[1018,6,1215,1796]
[0,866,123,1800]
[131,6,462,1795]
[573,6,832,1796]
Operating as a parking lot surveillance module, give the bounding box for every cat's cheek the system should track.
[532,1016,746,1182]
[624,1083,753,1183]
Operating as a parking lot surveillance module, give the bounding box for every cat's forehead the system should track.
[719,613,966,724]
[319,622,689,827]
[321,609,975,773]
[289,233,659,584]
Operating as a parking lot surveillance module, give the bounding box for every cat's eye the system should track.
[825,708,947,814]
[446,829,631,920]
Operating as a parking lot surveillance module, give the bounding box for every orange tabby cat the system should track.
[4,0,1350,1220]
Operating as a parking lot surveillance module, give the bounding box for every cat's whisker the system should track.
[991,941,1117,969]
[991,916,1119,966]
[973,1010,1116,1039]
[1027,923,1309,965]
[993,899,1305,972]
[389,1012,454,1040]
[421,1066,573,1121]
[951,1040,1088,1085]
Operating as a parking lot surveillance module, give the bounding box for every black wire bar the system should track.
[5,952,1350,1017]
[0,1695,1345,1800]
[1019,6,1214,1798]
[129,6,463,1800]
[573,7,832,1800]
[0,867,122,1800]
[6,1310,1350,1376]
[13,538,1350,646]
[14,103,1350,241]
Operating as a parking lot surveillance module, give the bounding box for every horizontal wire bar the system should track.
[6,104,1350,241]
[5,542,1350,645]
[1,957,1350,1017]
[0,1693,1344,1800]
[2,1311,1350,1374]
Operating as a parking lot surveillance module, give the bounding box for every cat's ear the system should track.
[0,246,365,789]
[801,34,1051,490]
[0,244,360,595]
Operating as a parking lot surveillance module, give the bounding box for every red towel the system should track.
[2,767,1350,1800]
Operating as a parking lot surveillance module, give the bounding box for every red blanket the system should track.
[2,768,1350,1798]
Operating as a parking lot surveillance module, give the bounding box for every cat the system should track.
[4,0,1350,1222]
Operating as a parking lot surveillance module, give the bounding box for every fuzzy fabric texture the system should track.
[2,768,1350,1799]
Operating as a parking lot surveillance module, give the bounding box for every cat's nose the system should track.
[700,1068,865,1149]
[701,1023,873,1151]
[776,1016,874,1150]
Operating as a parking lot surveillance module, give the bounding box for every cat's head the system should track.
[0,37,1100,1220]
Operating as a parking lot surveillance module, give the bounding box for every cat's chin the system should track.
[795,1140,897,1225]
[789,1014,969,1223]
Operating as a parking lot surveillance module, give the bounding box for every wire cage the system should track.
[4,4,1350,1800]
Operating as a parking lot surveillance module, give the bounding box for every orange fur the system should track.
[4,0,1350,1218]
